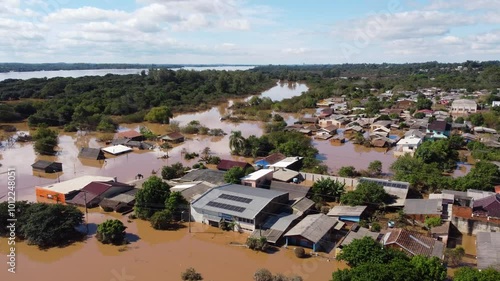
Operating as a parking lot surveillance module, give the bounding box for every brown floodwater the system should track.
[0,209,345,281]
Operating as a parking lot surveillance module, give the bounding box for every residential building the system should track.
[284,214,344,252]
[268,157,303,172]
[190,184,289,231]
[35,175,117,203]
[66,181,134,208]
[476,232,500,270]
[251,213,301,245]
[290,197,315,216]
[31,160,63,173]
[336,223,381,255]
[160,132,185,143]
[394,130,424,157]
[177,169,227,186]
[241,169,273,188]
[426,120,451,139]
[327,205,367,223]
[451,99,477,115]
[114,130,144,141]
[102,145,133,155]
[382,228,445,259]
[99,188,139,213]
[473,194,500,219]
[269,181,310,200]
[78,147,105,160]
[216,159,252,171]
[254,152,286,168]
[403,199,449,222]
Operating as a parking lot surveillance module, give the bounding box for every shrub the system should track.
[150,209,173,230]
[63,123,78,132]
[181,267,203,281]
[294,247,306,258]
[247,237,268,252]
[96,219,127,245]
[371,222,381,232]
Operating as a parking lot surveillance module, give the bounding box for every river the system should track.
[0,66,256,82]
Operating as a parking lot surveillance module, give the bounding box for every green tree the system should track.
[150,209,174,230]
[165,191,188,219]
[135,176,171,219]
[367,160,383,176]
[32,125,59,155]
[455,116,465,124]
[229,130,246,155]
[409,255,447,281]
[96,115,118,132]
[224,166,245,184]
[20,203,84,248]
[310,177,345,203]
[416,96,433,110]
[445,246,465,267]
[336,237,407,267]
[181,267,203,281]
[338,166,358,177]
[415,139,459,172]
[144,106,173,124]
[340,181,392,206]
[453,267,500,281]
[424,217,442,228]
[468,113,484,126]
[161,163,186,180]
[96,219,127,245]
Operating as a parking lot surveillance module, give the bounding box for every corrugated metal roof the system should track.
[179,169,227,186]
[78,147,105,160]
[404,199,443,215]
[242,169,273,181]
[192,184,287,220]
[476,232,500,270]
[284,214,339,244]
[328,205,367,217]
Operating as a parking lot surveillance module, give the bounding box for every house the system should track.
[241,169,274,188]
[99,188,139,213]
[284,214,344,252]
[426,120,451,139]
[177,169,227,186]
[251,212,302,245]
[35,175,117,204]
[190,184,289,231]
[476,232,500,270]
[255,152,286,168]
[78,147,105,160]
[319,116,349,128]
[31,160,63,173]
[394,130,424,157]
[382,228,445,259]
[403,199,448,222]
[179,182,217,202]
[319,125,338,135]
[358,178,410,207]
[371,126,390,137]
[327,205,368,223]
[272,168,301,183]
[451,99,477,115]
[370,120,392,131]
[473,126,497,134]
[330,135,345,144]
[66,181,134,208]
[371,138,388,148]
[160,132,185,143]
[114,130,144,141]
[268,157,303,172]
[216,159,252,171]
[319,108,334,118]
[298,117,318,124]
[102,145,133,155]
[336,223,381,254]
[430,221,451,246]
[473,194,500,219]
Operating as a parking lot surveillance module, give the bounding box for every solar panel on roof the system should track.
[219,194,253,203]
[207,201,246,213]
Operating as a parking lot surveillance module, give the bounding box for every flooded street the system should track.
[0,209,344,281]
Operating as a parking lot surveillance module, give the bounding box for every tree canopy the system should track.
[310,177,345,203]
[135,176,171,219]
[340,181,392,206]
[96,219,127,245]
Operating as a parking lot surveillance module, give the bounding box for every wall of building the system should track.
[35,187,66,203]
[298,172,359,188]
[452,217,500,235]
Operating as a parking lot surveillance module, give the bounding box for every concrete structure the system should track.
[241,169,274,188]
[327,205,367,223]
[451,99,477,115]
[284,214,344,252]
[476,232,500,270]
[191,184,288,231]
[254,153,286,168]
[35,176,116,203]
[178,169,227,186]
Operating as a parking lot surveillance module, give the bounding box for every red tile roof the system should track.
[384,228,444,258]
[473,194,500,218]
[115,130,143,139]
[216,159,251,171]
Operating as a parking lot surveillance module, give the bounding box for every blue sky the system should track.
[1,0,499,64]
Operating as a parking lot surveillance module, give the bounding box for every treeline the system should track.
[0,69,274,129]
[0,63,178,72]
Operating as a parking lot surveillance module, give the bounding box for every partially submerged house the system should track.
[382,228,445,259]
[190,184,288,231]
[31,160,63,173]
[284,213,344,252]
[78,147,105,160]
[160,132,185,143]
[114,130,144,141]
[102,144,133,155]
[66,181,134,208]
[336,223,381,255]
[177,169,227,186]
[35,175,117,203]
[99,188,139,213]
[394,130,424,157]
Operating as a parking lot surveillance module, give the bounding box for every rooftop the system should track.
[404,199,443,215]
[272,169,300,182]
[192,184,287,220]
[241,169,273,181]
[78,147,105,160]
[284,214,341,244]
[452,99,477,106]
[115,130,142,139]
[328,205,367,217]
[290,197,315,214]
[339,224,380,248]
[178,169,227,186]
[476,232,500,270]
[268,157,303,169]
[102,145,133,155]
[216,159,251,171]
[383,228,444,259]
[38,175,116,194]
[270,181,310,200]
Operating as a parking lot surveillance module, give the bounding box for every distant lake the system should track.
[0,66,256,82]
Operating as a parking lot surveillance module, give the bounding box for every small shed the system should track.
[31,160,63,173]
[78,147,105,160]
[327,205,368,223]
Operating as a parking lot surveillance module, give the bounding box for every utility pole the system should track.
[188,201,191,233]
[84,191,89,235]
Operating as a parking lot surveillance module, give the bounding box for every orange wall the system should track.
[35,187,66,204]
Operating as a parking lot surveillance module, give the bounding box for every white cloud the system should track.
[44,6,128,23]
[282,48,308,55]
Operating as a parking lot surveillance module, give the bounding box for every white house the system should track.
[394,130,424,157]
[451,99,477,115]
